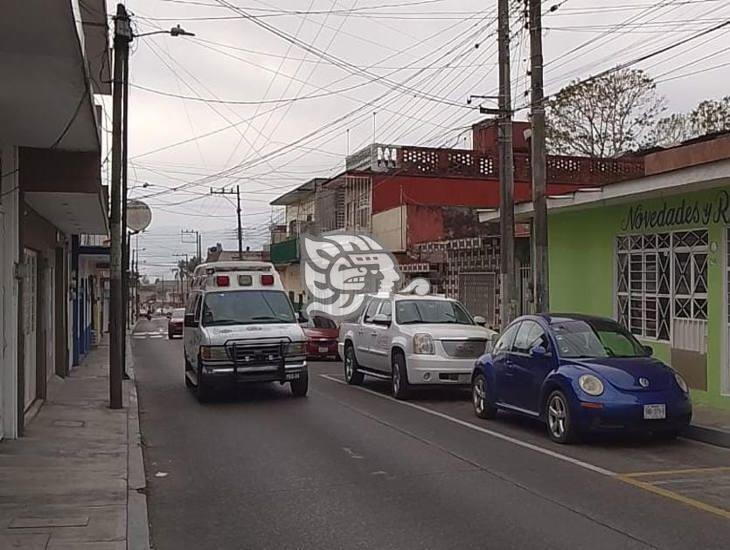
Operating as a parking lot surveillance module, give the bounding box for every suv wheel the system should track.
[290,371,309,397]
[391,351,410,400]
[472,374,497,419]
[344,344,364,385]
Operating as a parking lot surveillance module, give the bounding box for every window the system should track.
[395,300,473,325]
[552,319,647,359]
[616,229,707,341]
[380,301,392,318]
[512,321,548,354]
[201,291,295,326]
[363,299,381,324]
[193,295,203,322]
[493,322,521,354]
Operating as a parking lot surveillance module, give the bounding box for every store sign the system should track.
[620,190,730,231]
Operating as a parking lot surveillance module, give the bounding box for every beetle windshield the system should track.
[201,291,296,326]
[396,300,473,325]
[552,319,648,359]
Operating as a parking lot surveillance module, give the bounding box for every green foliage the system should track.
[651,96,730,146]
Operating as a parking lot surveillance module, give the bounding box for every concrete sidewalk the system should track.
[0,340,149,550]
[686,403,730,448]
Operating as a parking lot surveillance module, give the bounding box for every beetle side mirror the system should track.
[184,313,196,328]
[372,313,391,326]
[530,345,548,358]
[473,315,487,326]
[643,345,653,356]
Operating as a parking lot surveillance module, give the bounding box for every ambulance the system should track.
[183,261,308,401]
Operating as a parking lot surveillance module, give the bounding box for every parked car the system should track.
[339,293,497,399]
[168,308,186,339]
[471,313,692,443]
[300,315,340,360]
[183,261,308,401]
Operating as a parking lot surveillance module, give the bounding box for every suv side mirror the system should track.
[473,315,487,326]
[530,345,547,358]
[184,313,196,328]
[372,313,391,326]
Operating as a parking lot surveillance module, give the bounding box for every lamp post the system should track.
[110,2,194,409]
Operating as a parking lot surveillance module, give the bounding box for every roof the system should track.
[536,313,618,325]
[270,178,328,206]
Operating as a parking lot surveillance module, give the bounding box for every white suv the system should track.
[338,294,497,399]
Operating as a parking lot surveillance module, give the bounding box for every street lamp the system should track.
[135,24,196,39]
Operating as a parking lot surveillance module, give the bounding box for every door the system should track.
[369,300,392,371]
[509,320,554,412]
[358,299,381,369]
[492,322,521,405]
[23,249,38,411]
[184,293,201,365]
[459,272,498,328]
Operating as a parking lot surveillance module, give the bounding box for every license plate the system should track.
[286,372,300,381]
[318,346,329,353]
[643,404,666,420]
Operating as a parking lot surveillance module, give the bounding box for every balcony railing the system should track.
[397,146,644,185]
[270,237,299,265]
[345,144,644,186]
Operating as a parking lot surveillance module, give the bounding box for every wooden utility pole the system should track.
[210,187,243,258]
[529,0,549,312]
[110,3,131,409]
[497,0,516,328]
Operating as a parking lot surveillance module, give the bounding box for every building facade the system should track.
[483,132,730,409]
[0,1,110,438]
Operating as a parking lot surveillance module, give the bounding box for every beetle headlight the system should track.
[200,346,228,362]
[413,333,435,355]
[578,374,604,396]
[674,372,689,393]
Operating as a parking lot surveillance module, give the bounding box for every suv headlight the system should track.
[200,346,228,361]
[674,372,689,393]
[287,341,306,356]
[413,333,435,355]
[578,374,604,396]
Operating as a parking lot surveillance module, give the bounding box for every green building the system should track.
[482,132,730,410]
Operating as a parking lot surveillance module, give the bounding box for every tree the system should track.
[651,96,730,147]
[546,69,665,157]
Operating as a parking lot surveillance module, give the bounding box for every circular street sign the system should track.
[127,199,152,232]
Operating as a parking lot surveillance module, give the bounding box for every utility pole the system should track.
[497,0,516,328]
[528,0,548,313]
[110,3,131,409]
[181,229,201,260]
[210,187,243,258]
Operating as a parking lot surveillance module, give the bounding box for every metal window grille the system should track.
[616,229,708,342]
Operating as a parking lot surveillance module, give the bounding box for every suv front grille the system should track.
[441,339,486,358]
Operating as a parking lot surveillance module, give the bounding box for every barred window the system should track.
[616,229,708,342]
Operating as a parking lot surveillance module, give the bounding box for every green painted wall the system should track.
[548,187,730,409]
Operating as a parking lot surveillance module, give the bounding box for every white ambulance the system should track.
[183,261,308,401]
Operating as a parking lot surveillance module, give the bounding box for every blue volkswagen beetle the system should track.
[471,314,692,443]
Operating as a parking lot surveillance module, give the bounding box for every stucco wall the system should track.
[548,187,730,409]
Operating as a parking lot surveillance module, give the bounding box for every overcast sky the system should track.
[106,0,730,279]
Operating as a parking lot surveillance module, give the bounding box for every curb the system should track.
[126,341,151,550]
[684,424,730,448]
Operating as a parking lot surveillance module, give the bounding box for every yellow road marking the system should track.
[622,466,730,478]
[617,475,730,520]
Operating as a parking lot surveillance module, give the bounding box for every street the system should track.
[133,317,730,550]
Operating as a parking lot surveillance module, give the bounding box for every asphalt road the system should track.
[133,317,730,550]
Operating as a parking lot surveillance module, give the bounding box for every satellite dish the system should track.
[127,200,152,232]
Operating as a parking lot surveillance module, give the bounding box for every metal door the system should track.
[23,249,38,410]
[458,272,498,327]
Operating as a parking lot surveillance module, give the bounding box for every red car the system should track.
[301,316,340,360]
[167,308,186,339]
